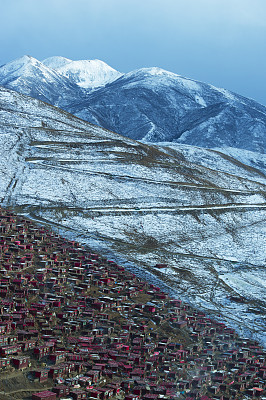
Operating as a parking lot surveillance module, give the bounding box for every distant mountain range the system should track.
[0,55,265,157]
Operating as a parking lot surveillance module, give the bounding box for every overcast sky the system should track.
[1,0,266,105]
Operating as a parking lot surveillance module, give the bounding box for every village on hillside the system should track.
[0,206,265,400]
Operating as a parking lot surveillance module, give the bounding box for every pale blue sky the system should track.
[1,0,266,104]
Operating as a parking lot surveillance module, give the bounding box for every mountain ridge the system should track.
[69,66,266,154]
[0,55,85,107]
[0,55,265,159]
[42,56,123,89]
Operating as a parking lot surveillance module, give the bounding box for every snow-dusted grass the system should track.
[153,142,266,182]
[1,86,265,347]
[219,270,266,302]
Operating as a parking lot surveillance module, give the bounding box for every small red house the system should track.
[0,358,10,368]
[70,389,87,400]
[32,391,56,400]
[52,385,70,398]
[12,356,30,370]
[32,369,49,382]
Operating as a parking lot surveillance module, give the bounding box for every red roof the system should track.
[32,390,56,399]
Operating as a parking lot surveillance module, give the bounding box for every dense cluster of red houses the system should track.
[0,206,265,400]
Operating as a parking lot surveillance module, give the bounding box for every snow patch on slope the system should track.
[219,270,266,302]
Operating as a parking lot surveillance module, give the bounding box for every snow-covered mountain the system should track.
[0,86,265,345]
[41,56,73,69]
[42,56,123,89]
[0,55,122,107]
[1,56,265,161]
[70,67,266,154]
[0,55,84,107]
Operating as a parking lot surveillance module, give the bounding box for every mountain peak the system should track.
[53,58,123,89]
[0,55,45,83]
[123,66,177,80]
[42,56,123,89]
[0,55,83,106]
[4,54,40,68]
[119,67,204,89]
[114,67,209,100]
[42,56,73,69]
[20,54,34,62]
[139,66,178,77]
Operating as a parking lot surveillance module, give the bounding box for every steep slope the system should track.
[155,143,266,181]
[0,55,122,108]
[0,55,84,107]
[0,86,265,345]
[69,67,266,154]
[43,56,123,89]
